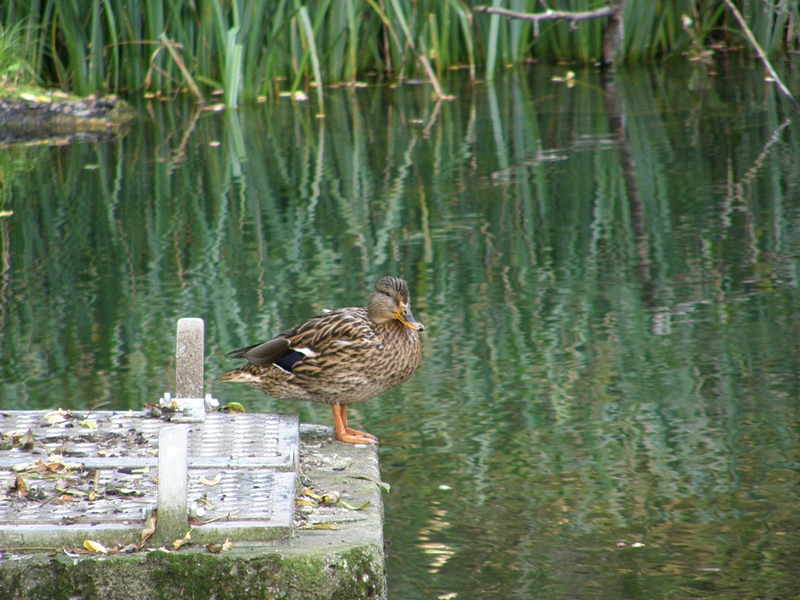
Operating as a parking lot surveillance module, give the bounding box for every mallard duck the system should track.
[219,277,424,444]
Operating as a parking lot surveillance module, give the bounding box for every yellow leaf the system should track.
[45,409,70,425]
[173,528,193,550]
[221,538,233,551]
[84,540,108,554]
[78,420,99,429]
[198,473,222,487]
[320,491,341,505]
[139,516,156,549]
[221,402,245,414]
[300,487,323,502]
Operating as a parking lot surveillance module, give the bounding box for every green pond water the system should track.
[2,61,800,599]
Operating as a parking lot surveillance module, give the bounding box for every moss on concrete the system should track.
[0,426,387,600]
[0,544,384,599]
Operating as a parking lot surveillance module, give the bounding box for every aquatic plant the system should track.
[0,22,38,86]
[0,1,797,100]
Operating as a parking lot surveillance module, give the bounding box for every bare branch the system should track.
[158,34,205,105]
[473,5,613,24]
[722,0,798,108]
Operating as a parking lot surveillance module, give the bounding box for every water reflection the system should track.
[2,61,800,598]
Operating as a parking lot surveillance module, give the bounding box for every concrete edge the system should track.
[0,424,387,600]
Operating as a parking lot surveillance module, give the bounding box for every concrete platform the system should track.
[0,423,386,600]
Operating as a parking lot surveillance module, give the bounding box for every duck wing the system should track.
[226,308,375,373]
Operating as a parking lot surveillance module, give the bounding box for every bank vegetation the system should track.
[1,0,798,104]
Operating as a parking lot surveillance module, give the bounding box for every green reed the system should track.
[1,1,798,101]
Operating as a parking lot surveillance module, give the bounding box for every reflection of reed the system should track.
[3,68,800,597]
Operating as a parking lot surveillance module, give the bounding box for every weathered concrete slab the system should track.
[0,425,387,600]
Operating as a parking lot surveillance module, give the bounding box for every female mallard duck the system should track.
[219,277,424,444]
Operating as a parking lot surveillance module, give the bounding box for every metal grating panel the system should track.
[0,468,293,525]
[0,411,298,470]
[0,410,299,545]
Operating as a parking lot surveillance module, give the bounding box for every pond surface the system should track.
[2,60,800,599]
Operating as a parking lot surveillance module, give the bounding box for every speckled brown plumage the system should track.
[219,277,424,444]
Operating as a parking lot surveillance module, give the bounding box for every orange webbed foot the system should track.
[344,427,379,443]
[332,405,379,445]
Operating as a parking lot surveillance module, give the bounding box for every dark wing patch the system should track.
[226,337,292,366]
[274,351,305,372]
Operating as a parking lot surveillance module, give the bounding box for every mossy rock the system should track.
[0,87,137,145]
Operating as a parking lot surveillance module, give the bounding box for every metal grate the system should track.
[0,410,299,545]
[0,411,298,469]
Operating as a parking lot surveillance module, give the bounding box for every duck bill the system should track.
[397,304,425,331]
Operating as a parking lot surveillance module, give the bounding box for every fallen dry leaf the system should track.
[11,474,27,496]
[339,499,370,511]
[18,429,36,451]
[84,540,108,554]
[138,516,156,549]
[206,537,233,553]
[300,487,323,502]
[198,473,222,487]
[173,528,193,550]
[44,409,70,425]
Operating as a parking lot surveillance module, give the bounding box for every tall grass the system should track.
[0,22,38,85]
[1,1,798,101]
